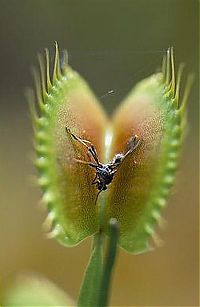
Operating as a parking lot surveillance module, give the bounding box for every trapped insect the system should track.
[66,127,141,204]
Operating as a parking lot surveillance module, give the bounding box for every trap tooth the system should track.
[38,102,46,113]
[38,176,50,188]
[43,103,53,116]
[168,151,178,160]
[60,234,70,245]
[144,224,154,235]
[158,216,167,229]
[160,187,170,198]
[45,94,55,107]
[43,211,56,232]
[163,174,174,186]
[166,161,177,170]
[36,144,48,155]
[54,79,62,89]
[53,42,61,81]
[151,209,161,221]
[38,117,48,128]
[42,190,55,205]
[36,130,49,142]
[165,87,174,100]
[156,197,166,208]
[50,85,60,95]
[152,232,163,248]
[172,125,181,137]
[46,224,61,239]
[36,157,48,169]
[170,138,179,149]
[170,95,176,104]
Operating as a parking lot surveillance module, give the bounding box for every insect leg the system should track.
[111,169,118,175]
[66,127,100,164]
[73,158,97,168]
[88,145,100,165]
[66,127,91,147]
[94,188,104,205]
[91,173,98,184]
[124,135,141,158]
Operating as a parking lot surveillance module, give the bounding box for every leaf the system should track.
[105,49,193,253]
[31,45,192,253]
[30,43,108,246]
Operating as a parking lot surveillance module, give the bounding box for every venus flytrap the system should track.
[29,43,192,306]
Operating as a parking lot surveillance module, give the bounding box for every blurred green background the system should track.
[0,0,198,306]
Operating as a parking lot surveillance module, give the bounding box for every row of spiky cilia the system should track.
[29,44,192,251]
[132,47,193,253]
[29,42,76,242]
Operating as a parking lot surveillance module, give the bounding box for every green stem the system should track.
[97,218,119,307]
[77,232,104,307]
[78,191,119,307]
